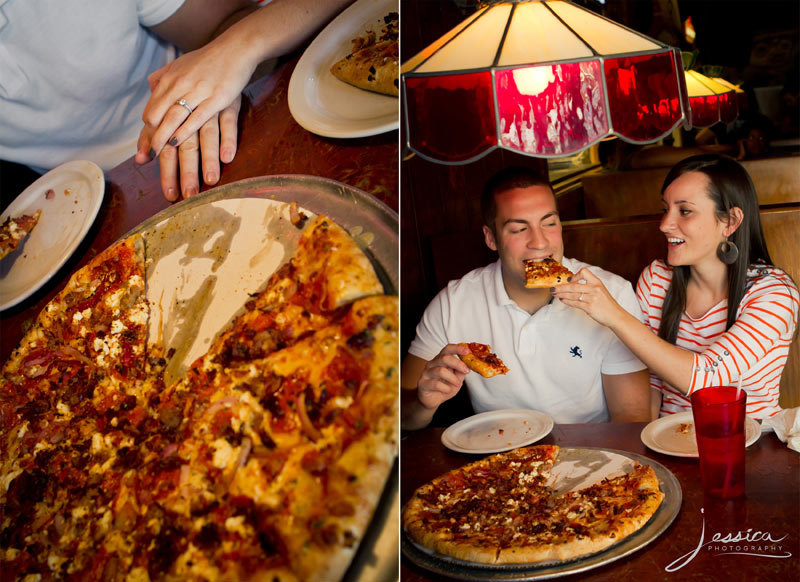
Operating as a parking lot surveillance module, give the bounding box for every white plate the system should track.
[0,160,104,310]
[288,0,398,138]
[441,409,554,454]
[640,411,761,457]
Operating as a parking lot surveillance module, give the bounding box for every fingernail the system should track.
[148,148,155,160]
[167,188,177,201]
[169,137,178,147]
[184,187,197,198]
[205,172,218,185]
[221,149,233,163]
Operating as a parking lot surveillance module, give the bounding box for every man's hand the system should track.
[417,344,471,410]
[137,96,240,201]
[401,345,471,430]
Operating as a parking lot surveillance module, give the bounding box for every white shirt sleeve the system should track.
[407,287,452,363]
[138,0,185,27]
[596,270,648,375]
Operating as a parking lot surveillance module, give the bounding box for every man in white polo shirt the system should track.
[401,166,651,430]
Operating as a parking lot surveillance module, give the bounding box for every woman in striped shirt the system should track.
[553,154,799,419]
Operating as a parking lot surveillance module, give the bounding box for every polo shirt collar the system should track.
[492,260,517,307]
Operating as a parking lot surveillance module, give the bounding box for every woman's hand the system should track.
[135,37,257,165]
[552,268,628,329]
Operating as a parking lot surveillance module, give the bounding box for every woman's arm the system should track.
[141,0,356,157]
[555,267,800,396]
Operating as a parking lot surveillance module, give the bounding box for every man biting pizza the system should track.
[401,166,652,430]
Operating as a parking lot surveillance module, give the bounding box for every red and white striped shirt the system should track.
[637,260,799,419]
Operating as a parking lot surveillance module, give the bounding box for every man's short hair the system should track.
[480,166,553,233]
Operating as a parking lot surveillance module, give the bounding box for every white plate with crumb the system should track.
[441,409,554,454]
[0,160,104,310]
[640,411,761,457]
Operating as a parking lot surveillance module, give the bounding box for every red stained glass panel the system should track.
[690,95,720,127]
[405,72,496,162]
[495,61,609,156]
[605,52,682,141]
[718,92,738,124]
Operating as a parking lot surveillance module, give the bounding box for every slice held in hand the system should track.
[458,342,509,378]
[524,258,574,288]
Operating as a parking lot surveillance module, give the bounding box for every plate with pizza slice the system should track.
[640,411,761,457]
[288,0,399,138]
[441,409,554,454]
[0,160,104,310]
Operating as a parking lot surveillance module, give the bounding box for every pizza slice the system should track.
[177,214,383,395]
[458,342,509,378]
[149,295,398,582]
[524,257,574,288]
[4,235,149,387]
[0,209,41,259]
[330,11,398,96]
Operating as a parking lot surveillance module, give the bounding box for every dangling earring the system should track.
[717,238,739,264]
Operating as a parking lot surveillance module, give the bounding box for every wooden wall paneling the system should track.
[581,156,800,219]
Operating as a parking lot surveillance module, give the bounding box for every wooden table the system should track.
[0,54,397,361]
[401,423,799,581]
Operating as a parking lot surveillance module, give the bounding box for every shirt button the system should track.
[696,366,701,371]
[723,350,730,356]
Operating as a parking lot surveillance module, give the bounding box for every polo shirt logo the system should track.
[570,346,583,358]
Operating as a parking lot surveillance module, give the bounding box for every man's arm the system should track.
[602,369,652,422]
[149,0,255,52]
[401,346,470,431]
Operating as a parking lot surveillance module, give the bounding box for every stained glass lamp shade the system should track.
[712,77,748,116]
[401,0,690,164]
[685,70,738,127]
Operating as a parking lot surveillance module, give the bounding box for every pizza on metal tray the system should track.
[0,213,398,582]
[403,445,664,565]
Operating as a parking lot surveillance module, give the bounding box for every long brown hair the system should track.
[658,154,773,343]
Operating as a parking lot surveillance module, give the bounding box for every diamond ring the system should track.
[175,98,193,114]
